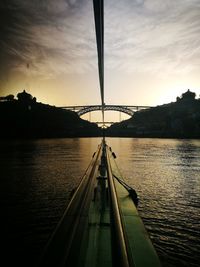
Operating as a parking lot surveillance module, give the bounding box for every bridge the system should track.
[60,105,152,127]
[60,105,152,117]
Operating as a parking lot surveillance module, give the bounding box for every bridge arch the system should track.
[77,105,134,117]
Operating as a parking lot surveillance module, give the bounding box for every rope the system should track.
[93,0,104,122]
[113,174,139,206]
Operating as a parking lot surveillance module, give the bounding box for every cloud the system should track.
[1,0,200,80]
[105,0,200,76]
[0,0,97,79]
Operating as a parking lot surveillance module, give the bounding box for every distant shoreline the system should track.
[1,89,200,139]
[1,134,200,140]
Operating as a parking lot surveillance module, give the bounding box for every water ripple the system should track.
[0,137,199,267]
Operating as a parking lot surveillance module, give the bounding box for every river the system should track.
[0,138,199,267]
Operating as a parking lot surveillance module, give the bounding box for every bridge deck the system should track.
[60,104,153,117]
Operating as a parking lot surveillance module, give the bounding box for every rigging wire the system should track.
[93,0,104,123]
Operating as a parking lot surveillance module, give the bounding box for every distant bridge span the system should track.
[60,105,152,117]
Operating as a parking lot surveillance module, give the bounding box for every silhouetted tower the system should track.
[17,90,33,103]
[181,89,196,101]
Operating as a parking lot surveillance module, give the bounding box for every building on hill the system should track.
[0,94,15,101]
[17,90,33,103]
[177,89,196,102]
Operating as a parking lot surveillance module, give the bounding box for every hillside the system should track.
[0,91,100,138]
[107,90,200,138]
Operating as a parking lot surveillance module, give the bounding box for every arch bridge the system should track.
[60,104,152,117]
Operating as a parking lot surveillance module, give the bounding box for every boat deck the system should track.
[39,141,161,267]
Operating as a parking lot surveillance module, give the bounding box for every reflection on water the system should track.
[0,138,101,267]
[0,138,199,267]
[106,138,200,267]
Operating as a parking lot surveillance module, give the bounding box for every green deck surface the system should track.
[81,178,112,267]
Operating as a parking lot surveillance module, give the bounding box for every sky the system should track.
[0,0,200,122]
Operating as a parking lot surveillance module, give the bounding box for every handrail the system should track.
[106,145,132,267]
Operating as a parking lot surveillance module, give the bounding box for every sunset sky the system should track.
[0,0,200,122]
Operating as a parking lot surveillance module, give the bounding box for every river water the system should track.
[0,138,199,267]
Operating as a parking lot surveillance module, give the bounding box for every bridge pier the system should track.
[119,112,121,122]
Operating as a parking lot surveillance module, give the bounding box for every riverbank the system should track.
[107,90,200,139]
[0,94,100,138]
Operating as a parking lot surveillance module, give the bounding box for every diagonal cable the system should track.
[93,0,104,122]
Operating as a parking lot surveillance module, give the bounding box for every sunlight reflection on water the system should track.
[106,138,200,267]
